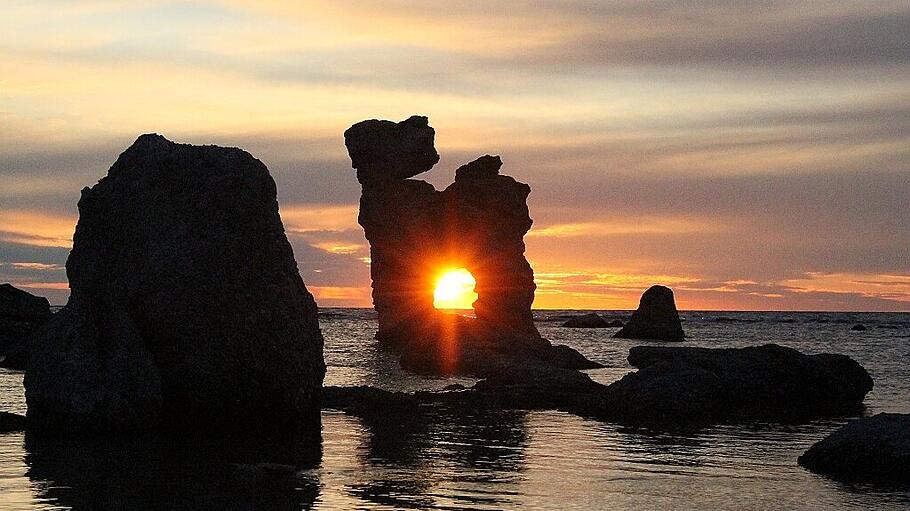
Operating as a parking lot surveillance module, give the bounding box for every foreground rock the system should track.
[0,284,52,370]
[344,116,597,375]
[324,343,872,430]
[25,134,325,435]
[601,344,873,425]
[799,413,910,484]
[562,313,611,328]
[614,285,685,341]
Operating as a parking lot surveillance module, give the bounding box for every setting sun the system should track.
[433,268,478,310]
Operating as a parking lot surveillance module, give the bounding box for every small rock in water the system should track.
[562,313,610,328]
[799,413,910,484]
[614,285,685,341]
[0,283,52,370]
[850,323,867,331]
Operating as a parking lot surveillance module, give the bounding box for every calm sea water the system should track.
[2,309,909,510]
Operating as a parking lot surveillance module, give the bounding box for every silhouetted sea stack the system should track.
[0,283,51,370]
[25,134,325,436]
[600,344,873,425]
[614,285,685,341]
[798,413,910,484]
[344,116,597,375]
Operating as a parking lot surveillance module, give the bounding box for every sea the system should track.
[1,309,909,510]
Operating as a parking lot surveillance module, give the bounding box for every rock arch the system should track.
[344,116,538,347]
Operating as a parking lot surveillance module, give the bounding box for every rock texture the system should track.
[0,283,52,370]
[614,285,685,341]
[344,116,595,375]
[562,313,610,328]
[601,344,873,425]
[798,413,910,484]
[25,134,325,435]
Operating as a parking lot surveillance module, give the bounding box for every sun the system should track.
[433,268,478,310]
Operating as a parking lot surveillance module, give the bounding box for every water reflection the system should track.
[24,430,322,510]
[343,404,529,509]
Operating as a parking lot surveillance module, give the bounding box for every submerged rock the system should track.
[0,283,52,370]
[798,413,910,484]
[562,313,611,328]
[601,344,873,425]
[850,323,867,331]
[25,134,325,435]
[614,285,685,341]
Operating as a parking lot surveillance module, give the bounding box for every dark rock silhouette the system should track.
[600,344,872,425]
[25,134,325,435]
[344,116,597,375]
[324,343,872,429]
[0,411,27,432]
[614,285,685,341]
[798,413,910,484]
[0,283,51,370]
[562,313,611,328]
[850,323,867,331]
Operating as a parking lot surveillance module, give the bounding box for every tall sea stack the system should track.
[25,134,325,436]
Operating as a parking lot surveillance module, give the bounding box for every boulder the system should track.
[799,413,910,483]
[562,313,610,328]
[614,285,685,341]
[0,283,52,370]
[600,344,873,425]
[25,134,325,435]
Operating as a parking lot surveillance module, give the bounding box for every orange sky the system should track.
[1,1,909,310]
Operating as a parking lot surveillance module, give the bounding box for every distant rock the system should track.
[600,344,873,425]
[614,285,685,341]
[606,319,625,327]
[562,313,610,328]
[25,134,325,435]
[0,411,28,432]
[799,413,910,484]
[850,323,867,331]
[0,283,52,370]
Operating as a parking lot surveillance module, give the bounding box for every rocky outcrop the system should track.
[0,283,52,370]
[600,344,873,425]
[25,134,325,435]
[614,285,685,341]
[344,116,596,375]
[562,313,610,328]
[798,413,910,484]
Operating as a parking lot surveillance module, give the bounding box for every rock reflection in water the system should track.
[342,405,528,509]
[24,431,322,510]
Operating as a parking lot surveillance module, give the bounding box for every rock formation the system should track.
[798,413,910,483]
[344,116,595,375]
[614,285,685,341]
[562,313,611,328]
[600,344,873,425]
[25,134,325,435]
[0,283,52,370]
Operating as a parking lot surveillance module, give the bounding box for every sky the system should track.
[1,0,909,311]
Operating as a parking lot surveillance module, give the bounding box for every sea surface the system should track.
[2,309,909,510]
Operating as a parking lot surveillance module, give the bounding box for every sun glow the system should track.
[433,268,477,310]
